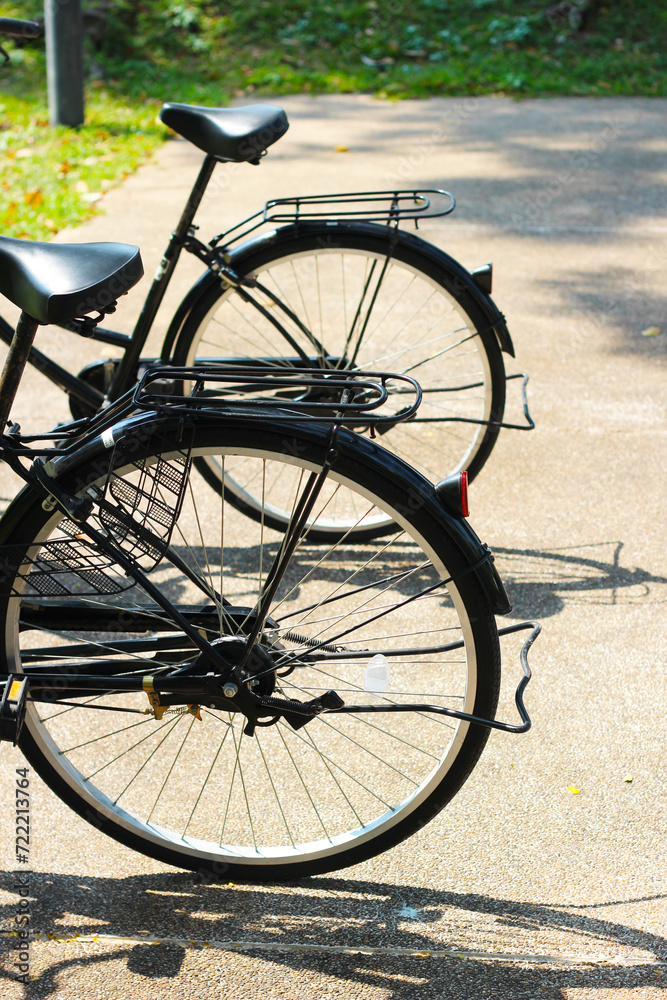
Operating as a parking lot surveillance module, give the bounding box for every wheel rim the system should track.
[184,245,495,530]
[7,441,483,872]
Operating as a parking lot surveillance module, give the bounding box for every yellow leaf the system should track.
[335,145,348,152]
[641,326,661,337]
[25,189,42,207]
[567,785,581,795]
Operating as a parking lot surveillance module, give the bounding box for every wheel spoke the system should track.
[6,421,499,876]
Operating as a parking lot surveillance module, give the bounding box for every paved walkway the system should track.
[1,95,666,999]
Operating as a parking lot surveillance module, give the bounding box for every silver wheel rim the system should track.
[8,443,480,870]
[185,246,495,531]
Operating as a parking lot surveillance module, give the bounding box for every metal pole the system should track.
[0,313,39,431]
[44,0,84,127]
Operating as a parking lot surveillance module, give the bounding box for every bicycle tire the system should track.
[171,222,507,539]
[0,413,501,879]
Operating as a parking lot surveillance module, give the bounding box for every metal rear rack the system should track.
[133,365,422,427]
[211,189,455,248]
[263,189,455,223]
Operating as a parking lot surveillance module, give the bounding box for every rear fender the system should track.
[161,221,515,359]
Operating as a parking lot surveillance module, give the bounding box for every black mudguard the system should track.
[160,220,515,361]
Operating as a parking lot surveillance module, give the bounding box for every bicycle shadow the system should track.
[490,541,667,619]
[1,872,664,996]
[134,534,667,638]
[165,535,457,609]
[164,537,667,623]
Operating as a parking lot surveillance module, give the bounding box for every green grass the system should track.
[1,58,166,240]
[1,0,666,239]
[88,0,667,102]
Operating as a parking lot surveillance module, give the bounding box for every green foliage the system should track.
[0,85,165,241]
[0,9,165,241]
[83,0,666,102]
[3,1,667,98]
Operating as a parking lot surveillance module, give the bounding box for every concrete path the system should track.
[0,95,666,999]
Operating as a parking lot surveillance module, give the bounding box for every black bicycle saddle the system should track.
[159,102,289,162]
[0,236,143,324]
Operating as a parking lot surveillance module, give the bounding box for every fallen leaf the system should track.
[25,189,43,207]
[335,145,349,152]
[567,785,581,795]
[641,326,661,337]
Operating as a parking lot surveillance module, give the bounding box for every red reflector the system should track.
[461,470,469,518]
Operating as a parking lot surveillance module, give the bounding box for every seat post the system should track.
[106,153,218,402]
[173,152,218,241]
[0,312,39,431]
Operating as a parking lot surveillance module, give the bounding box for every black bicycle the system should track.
[0,19,532,543]
[0,18,539,881]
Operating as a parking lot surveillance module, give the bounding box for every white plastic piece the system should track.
[101,427,115,449]
[364,654,389,693]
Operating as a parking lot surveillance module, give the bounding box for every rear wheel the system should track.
[173,224,507,538]
[1,417,500,879]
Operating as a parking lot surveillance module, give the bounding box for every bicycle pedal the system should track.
[0,675,28,745]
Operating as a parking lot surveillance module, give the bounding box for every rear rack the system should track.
[133,365,422,428]
[263,189,455,223]
[210,189,455,248]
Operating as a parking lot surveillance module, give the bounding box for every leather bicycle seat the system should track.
[159,102,289,162]
[0,236,143,324]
